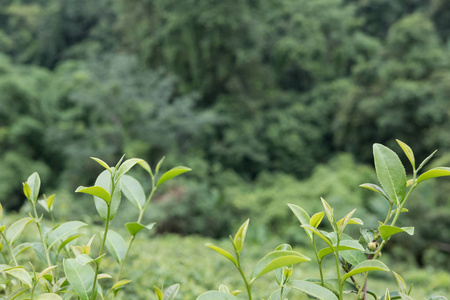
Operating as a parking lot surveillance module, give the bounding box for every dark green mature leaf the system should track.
[156,166,191,187]
[379,225,414,241]
[417,167,450,184]
[396,140,415,169]
[340,250,367,267]
[63,258,96,300]
[250,250,310,281]
[288,280,338,300]
[46,221,87,250]
[27,172,41,203]
[359,183,391,203]
[342,260,389,281]
[6,217,33,245]
[104,230,127,264]
[121,175,146,210]
[196,291,239,299]
[206,244,237,266]
[373,144,407,205]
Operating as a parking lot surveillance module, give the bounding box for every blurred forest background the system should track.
[1,0,450,297]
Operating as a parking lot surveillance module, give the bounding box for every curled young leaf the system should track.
[396,139,415,170]
[233,219,249,255]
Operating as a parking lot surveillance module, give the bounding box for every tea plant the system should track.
[197,140,450,300]
[0,155,190,300]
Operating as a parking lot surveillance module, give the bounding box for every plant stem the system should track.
[236,257,252,300]
[312,236,324,286]
[91,204,111,300]
[0,232,18,266]
[333,236,343,299]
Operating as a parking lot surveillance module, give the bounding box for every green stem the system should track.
[333,236,343,299]
[117,236,135,281]
[91,204,111,300]
[138,186,157,224]
[32,204,54,285]
[312,235,324,287]
[1,232,18,266]
[236,258,252,300]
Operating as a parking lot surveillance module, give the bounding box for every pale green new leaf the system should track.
[310,212,324,228]
[154,286,164,300]
[157,166,192,187]
[111,279,132,291]
[373,143,407,205]
[206,244,237,266]
[76,186,111,204]
[138,160,153,177]
[321,197,335,225]
[5,267,33,287]
[27,172,41,203]
[233,219,249,254]
[93,170,121,221]
[46,221,87,250]
[6,217,33,245]
[342,260,389,281]
[36,293,63,300]
[13,243,32,258]
[417,150,437,172]
[196,291,239,300]
[396,140,415,169]
[163,283,180,300]
[155,156,165,175]
[337,209,357,233]
[250,250,310,281]
[288,204,311,238]
[121,175,146,210]
[301,225,333,248]
[125,222,155,236]
[318,240,364,260]
[63,258,95,300]
[288,280,338,300]
[379,225,414,241]
[392,271,407,293]
[115,158,143,181]
[90,157,111,171]
[417,167,450,184]
[359,183,391,203]
[104,230,127,264]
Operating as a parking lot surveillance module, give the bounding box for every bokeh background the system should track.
[1,0,450,298]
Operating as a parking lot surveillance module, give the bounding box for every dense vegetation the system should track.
[1,0,449,276]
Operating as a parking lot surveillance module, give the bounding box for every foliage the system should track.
[0,155,190,299]
[197,140,450,299]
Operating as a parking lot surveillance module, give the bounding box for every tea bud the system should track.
[368,242,377,251]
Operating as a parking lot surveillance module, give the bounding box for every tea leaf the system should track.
[111,279,132,291]
[76,186,111,204]
[138,160,153,177]
[274,244,293,284]
[288,280,339,300]
[115,158,143,181]
[196,291,239,299]
[417,167,450,184]
[340,250,367,267]
[12,242,32,258]
[155,156,166,175]
[321,197,335,225]
[163,283,180,300]
[396,140,415,169]
[90,157,111,171]
[154,286,164,300]
[310,212,324,228]
[58,234,84,254]
[417,150,437,172]
[36,293,63,300]
[301,225,333,248]
[359,183,391,203]
[342,260,389,281]
[157,166,192,187]
[379,225,414,241]
[27,172,41,203]
[206,244,237,266]
[125,222,155,236]
[250,250,310,281]
[104,230,127,264]
[288,204,311,239]
[318,240,364,260]
[23,182,32,201]
[38,265,57,280]
[63,258,96,300]
[392,271,407,293]
[268,288,291,300]
[337,208,357,233]
[233,219,250,254]
[6,217,33,245]
[46,221,87,250]
[121,175,146,210]
[5,267,32,287]
[93,170,121,221]
[373,143,407,205]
